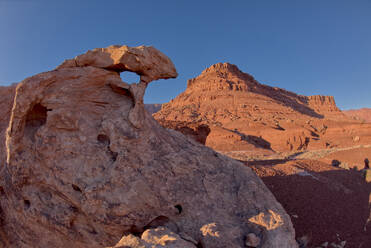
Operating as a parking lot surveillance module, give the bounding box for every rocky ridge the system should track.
[144,104,162,114]
[343,108,371,123]
[154,63,371,155]
[0,46,298,247]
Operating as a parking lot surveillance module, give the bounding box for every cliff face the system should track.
[343,108,371,123]
[154,63,371,153]
[159,63,343,122]
[307,95,341,115]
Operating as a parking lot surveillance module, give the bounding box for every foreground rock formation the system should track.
[154,63,371,155]
[0,46,298,247]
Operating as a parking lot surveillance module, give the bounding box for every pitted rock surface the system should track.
[0,46,297,247]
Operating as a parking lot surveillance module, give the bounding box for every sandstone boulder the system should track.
[0,46,297,247]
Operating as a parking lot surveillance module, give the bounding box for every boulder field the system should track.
[0,46,298,247]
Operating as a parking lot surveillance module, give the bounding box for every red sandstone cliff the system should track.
[154,63,371,154]
[307,95,341,116]
[343,108,371,123]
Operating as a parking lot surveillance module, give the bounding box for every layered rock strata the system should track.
[344,108,371,123]
[154,63,371,154]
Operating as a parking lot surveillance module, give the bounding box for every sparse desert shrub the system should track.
[331,159,341,167]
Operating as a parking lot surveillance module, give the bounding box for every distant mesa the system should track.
[343,108,371,123]
[145,103,162,114]
[162,62,341,119]
[154,63,371,154]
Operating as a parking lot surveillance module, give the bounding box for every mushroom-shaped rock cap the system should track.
[57,45,178,83]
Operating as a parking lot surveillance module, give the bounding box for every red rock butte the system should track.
[154,63,371,154]
[344,108,371,123]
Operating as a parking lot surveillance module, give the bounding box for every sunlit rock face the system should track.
[0,84,17,165]
[0,45,297,248]
[344,108,371,123]
[154,62,371,155]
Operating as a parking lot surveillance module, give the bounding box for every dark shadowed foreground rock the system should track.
[0,45,297,247]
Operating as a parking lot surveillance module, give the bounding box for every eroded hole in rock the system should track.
[24,200,31,209]
[97,134,118,162]
[97,134,110,146]
[120,71,140,84]
[26,103,48,126]
[109,151,118,162]
[174,204,182,214]
[72,184,82,193]
[25,103,49,141]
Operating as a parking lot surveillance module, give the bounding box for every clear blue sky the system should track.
[1,0,370,110]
